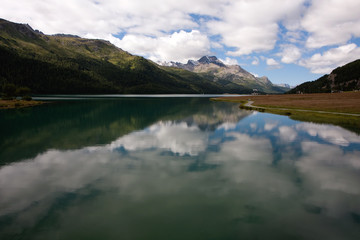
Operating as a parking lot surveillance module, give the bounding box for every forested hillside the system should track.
[0,19,227,94]
[288,59,360,94]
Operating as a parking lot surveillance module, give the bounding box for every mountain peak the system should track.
[0,18,41,39]
[198,56,226,67]
[163,55,286,93]
[187,59,199,66]
[198,55,217,62]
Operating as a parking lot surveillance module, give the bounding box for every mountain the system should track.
[198,56,226,67]
[0,18,231,94]
[275,83,291,89]
[166,56,289,93]
[288,59,360,94]
[0,19,290,95]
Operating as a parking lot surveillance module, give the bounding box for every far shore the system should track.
[0,99,44,109]
[212,91,360,114]
[212,91,360,133]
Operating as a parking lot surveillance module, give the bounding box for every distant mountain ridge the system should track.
[275,83,291,89]
[0,18,289,94]
[165,56,290,94]
[288,59,360,94]
[0,18,226,94]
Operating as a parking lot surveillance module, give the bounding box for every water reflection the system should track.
[109,121,208,156]
[1,99,360,239]
[0,98,249,163]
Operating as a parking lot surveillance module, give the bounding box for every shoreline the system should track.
[0,99,45,109]
[212,92,360,133]
[211,92,360,114]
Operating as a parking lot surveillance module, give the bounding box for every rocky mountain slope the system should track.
[0,18,289,95]
[288,59,360,94]
[0,19,226,94]
[166,56,290,93]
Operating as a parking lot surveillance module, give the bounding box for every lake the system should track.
[1,97,360,240]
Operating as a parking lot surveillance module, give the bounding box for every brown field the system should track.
[216,91,360,114]
[0,99,44,109]
[214,92,360,133]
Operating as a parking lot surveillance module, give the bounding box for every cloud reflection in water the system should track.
[109,121,208,156]
[1,108,360,239]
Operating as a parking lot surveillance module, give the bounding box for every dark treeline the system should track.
[288,59,360,94]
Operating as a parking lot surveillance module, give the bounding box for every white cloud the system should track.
[302,0,360,48]
[278,45,302,64]
[219,57,238,66]
[109,30,211,63]
[251,57,260,65]
[218,24,278,56]
[207,0,305,55]
[0,0,212,37]
[0,0,121,36]
[299,43,360,74]
[285,31,304,43]
[210,41,223,49]
[0,0,217,64]
[266,58,282,69]
[1,0,360,68]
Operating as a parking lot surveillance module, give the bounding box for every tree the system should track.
[2,83,17,99]
[16,87,32,100]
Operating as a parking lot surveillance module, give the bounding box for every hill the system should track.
[288,59,360,94]
[0,19,228,94]
[165,56,290,94]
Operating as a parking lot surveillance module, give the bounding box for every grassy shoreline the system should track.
[212,92,360,133]
[0,99,44,109]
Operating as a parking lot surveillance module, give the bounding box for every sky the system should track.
[1,0,360,86]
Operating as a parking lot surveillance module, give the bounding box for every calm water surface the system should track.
[1,97,360,240]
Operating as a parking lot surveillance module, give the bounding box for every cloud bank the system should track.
[1,0,360,71]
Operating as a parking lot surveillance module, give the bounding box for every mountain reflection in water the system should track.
[0,97,360,240]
